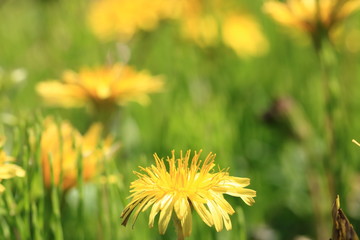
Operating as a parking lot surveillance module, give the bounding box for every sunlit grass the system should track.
[1,0,360,239]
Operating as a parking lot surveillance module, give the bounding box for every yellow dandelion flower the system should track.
[181,14,219,47]
[121,150,256,237]
[0,137,25,193]
[40,117,116,190]
[36,64,163,110]
[87,0,178,41]
[263,0,360,36]
[178,0,268,57]
[222,14,269,57]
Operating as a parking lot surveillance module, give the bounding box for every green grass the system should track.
[1,0,360,239]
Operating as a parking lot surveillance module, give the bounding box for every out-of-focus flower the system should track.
[121,150,255,237]
[263,0,360,37]
[40,117,117,190]
[344,29,360,53]
[10,68,27,84]
[87,0,178,41]
[36,64,163,111]
[178,0,268,57]
[0,137,25,192]
[0,67,27,93]
[222,14,269,57]
[181,14,219,47]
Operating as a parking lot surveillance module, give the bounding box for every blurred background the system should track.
[1,0,360,239]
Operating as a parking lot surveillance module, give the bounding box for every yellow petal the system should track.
[263,1,305,31]
[174,197,188,220]
[0,164,25,179]
[149,200,161,227]
[131,195,156,227]
[181,200,192,237]
[207,200,223,232]
[338,1,360,20]
[211,192,235,215]
[158,194,174,234]
[241,196,256,206]
[36,81,86,107]
[191,200,213,227]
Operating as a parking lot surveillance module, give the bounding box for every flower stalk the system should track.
[315,34,340,198]
[173,215,185,240]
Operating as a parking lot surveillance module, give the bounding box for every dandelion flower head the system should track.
[40,117,115,190]
[121,150,256,237]
[36,64,163,111]
[263,0,360,36]
[222,13,269,57]
[178,0,268,57]
[87,0,178,41]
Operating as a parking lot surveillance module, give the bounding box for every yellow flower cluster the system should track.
[40,117,115,190]
[87,0,177,41]
[87,0,268,58]
[36,64,163,110]
[263,0,360,36]
[0,137,25,193]
[179,0,268,57]
[121,150,255,237]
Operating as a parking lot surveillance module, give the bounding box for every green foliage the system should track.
[1,0,360,239]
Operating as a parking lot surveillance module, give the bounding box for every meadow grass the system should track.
[1,0,360,239]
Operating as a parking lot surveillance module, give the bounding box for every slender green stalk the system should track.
[315,35,343,202]
[312,25,342,240]
[235,207,247,240]
[173,215,185,240]
[98,154,111,240]
[32,122,45,240]
[76,149,84,240]
[48,153,64,240]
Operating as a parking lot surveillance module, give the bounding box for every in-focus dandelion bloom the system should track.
[263,0,360,36]
[87,0,178,41]
[36,64,163,111]
[40,117,116,190]
[0,137,25,192]
[121,150,256,237]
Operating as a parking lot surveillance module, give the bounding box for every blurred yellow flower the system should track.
[222,14,269,57]
[36,64,163,110]
[0,137,25,193]
[87,0,268,58]
[178,0,268,57]
[263,0,360,36]
[40,117,116,190]
[121,150,255,237]
[87,0,177,41]
[181,14,219,47]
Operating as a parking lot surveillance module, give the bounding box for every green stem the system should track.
[173,216,185,240]
[317,37,340,197]
[313,29,348,240]
[91,100,119,136]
